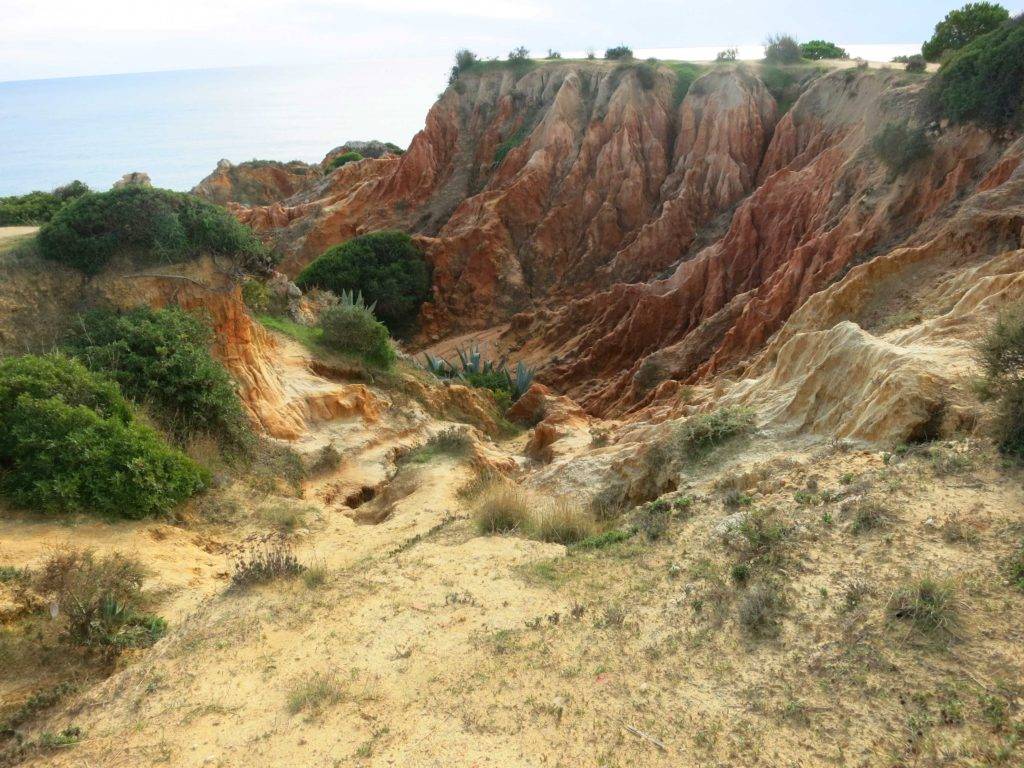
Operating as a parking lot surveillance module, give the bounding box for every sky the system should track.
[2,0,1020,82]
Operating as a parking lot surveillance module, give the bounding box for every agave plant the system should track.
[338,288,376,313]
[510,361,536,400]
[423,353,455,378]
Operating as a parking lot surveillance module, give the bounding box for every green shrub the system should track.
[0,181,90,225]
[37,186,271,276]
[716,48,738,62]
[64,307,253,452]
[508,46,530,62]
[872,123,932,176]
[295,230,430,334]
[930,15,1024,130]
[905,54,928,72]
[449,48,479,84]
[799,40,848,60]
[0,354,206,517]
[887,577,959,641]
[674,407,755,461]
[605,45,634,60]
[922,2,1010,61]
[241,279,272,313]
[328,151,363,171]
[764,33,802,64]
[978,302,1024,456]
[493,126,529,166]
[319,304,395,367]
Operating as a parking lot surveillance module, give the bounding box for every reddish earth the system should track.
[213,61,1024,417]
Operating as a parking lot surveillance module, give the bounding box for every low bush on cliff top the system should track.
[64,306,253,453]
[0,354,206,517]
[922,2,1010,62]
[799,40,848,60]
[37,186,272,275]
[295,230,429,335]
[978,301,1024,458]
[872,123,932,177]
[604,45,634,60]
[0,181,90,226]
[328,151,363,171]
[929,14,1024,131]
[319,303,396,368]
[763,33,802,64]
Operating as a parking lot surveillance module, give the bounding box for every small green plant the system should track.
[604,45,634,60]
[764,33,802,64]
[799,40,848,60]
[286,672,342,715]
[735,510,790,568]
[400,427,472,464]
[905,54,928,72]
[39,726,83,749]
[887,577,959,641]
[849,499,890,534]
[423,344,535,403]
[571,529,633,550]
[448,48,479,84]
[872,123,932,176]
[328,151,363,170]
[241,279,272,313]
[674,407,755,461]
[508,46,530,62]
[318,304,396,368]
[295,230,429,334]
[1005,541,1024,590]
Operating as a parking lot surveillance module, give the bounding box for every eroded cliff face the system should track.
[223,61,1024,431]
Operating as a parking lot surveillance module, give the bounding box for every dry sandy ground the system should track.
[6,430,1022,768]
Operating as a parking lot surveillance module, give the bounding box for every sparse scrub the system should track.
[230,538,305,587]
[571,529,633,551]
[241,278,272,313]
[848,498,891,534]
[306,442,342,475]
[401,427,473,464]
[286,672,342,715]
[872,123,932,176]
[1005,541,1024,590]
[473,481,532,534]
[508,46,530,62]
[448,48,478,84]
[734,509,790,569]
[887,577,959,642]
[258,502,309,533]
[940,512,978,544]
[716,48,737,62]
[249,438,306,496]
[738,581,785,637]
[978,302,1024,457]
[674,407,755,462]
[33,549,166,651]
[764,34,802,64]
[295,230,430,335]
[37,186,271,275]
[905,54,927,73]
[604,45,634,60]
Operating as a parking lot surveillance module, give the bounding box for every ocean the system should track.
[0,58,452,196]
[0,45,920,197]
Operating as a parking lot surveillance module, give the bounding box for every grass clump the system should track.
[887,577,960,642]
[64,306,253,454]
[37,186,271,276]
[571,529,634,551]
[1005,542,1024,590]
[848,498,891,534]
[286,672,342,715]
[230,538,305,588]
[295,230,429,335]
[531,498,597,545]
[930,14,1024,130]
[0,354,207,517]
[674,407,755,462]
[319,304,396,368]
[872,123,932,177]
[401,427,472,464]
[0,181,89,225]
[473,481,532,534]
[737,581,785,637]
[978,301,1024,457]
[33,548,166,651]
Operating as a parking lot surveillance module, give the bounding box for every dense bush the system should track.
[979,301,1024,457]
[930,15,1024,130]
[922,2,1010,61]
[764,33,802,64]
[33,549,165,650]
[295,230,430,334]
[799,40,848,60]
[0,181,90,226]
[448,48,479,84]
[64,306,253,452]
[319,304,396,367]
[328,151,363,171]
[905,54,927,72]
[37,186,271,275]
[871,123,932,176]
[605,45,634,60]
[0,354,206,517]
[508,46,530,62]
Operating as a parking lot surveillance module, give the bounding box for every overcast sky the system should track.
[2,0,1019,82]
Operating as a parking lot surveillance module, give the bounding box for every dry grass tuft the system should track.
[530,498,598,545]
[286,672,342,715]
[473,481,532,534]
[887,577,960,643]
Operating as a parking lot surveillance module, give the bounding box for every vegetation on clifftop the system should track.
[0,181,90,226]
